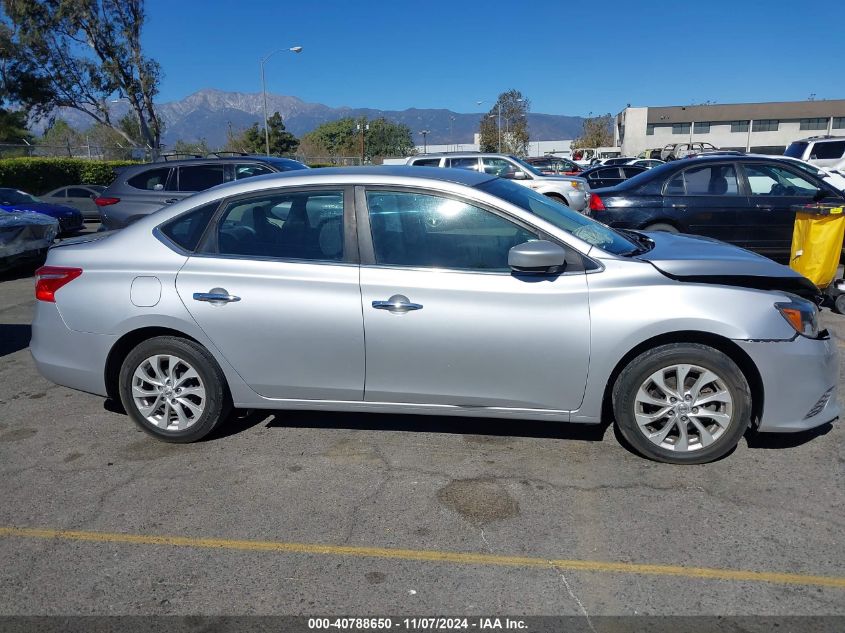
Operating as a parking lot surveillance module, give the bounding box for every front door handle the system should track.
[372,294,423,313]
[671,203,687,209]
[755,204,773,210]
[164,198,179,204]
[193,289,241,304]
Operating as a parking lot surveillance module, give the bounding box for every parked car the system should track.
[32,166,837,464]
[586,155,845,260]
[785,135,845,173]
[579,165,647,189]
[405,153,588,210]
[628,159,665,169]
[660,142,718,161]
[0,212,58,270]
[95,154,309,230]
[600,157,638,166]
[0,188,84,235]
[40,184,106,221]
[702,152,845,192]
[524,156,582,175]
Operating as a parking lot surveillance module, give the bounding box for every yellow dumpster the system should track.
[789,203,845,288]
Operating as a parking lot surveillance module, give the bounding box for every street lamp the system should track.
[418,130,431,154]
[260,45,302,156]
[449,116,456,152]
[356,120,369,164]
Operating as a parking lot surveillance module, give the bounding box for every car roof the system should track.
[217,165,497,188]
[122,155,305,171]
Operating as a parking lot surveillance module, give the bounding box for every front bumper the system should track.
[57,215,85,234]
[735,333,840,432]
[31,301,115,397]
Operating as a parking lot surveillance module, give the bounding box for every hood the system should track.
[537,174,586,183]
[634,230,820,300]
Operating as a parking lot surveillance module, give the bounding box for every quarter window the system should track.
[209,190,344,261]
[743,164,819,197]
[160,202,218,251]
[366,190,536,271]
[128,167,171,191]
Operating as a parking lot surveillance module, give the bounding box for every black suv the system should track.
[95,153,308,230]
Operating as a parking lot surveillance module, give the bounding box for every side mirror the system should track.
[508,240,567,274]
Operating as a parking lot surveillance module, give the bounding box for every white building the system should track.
[615,100,845,157]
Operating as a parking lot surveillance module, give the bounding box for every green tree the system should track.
[37,118,83,156]
[1,0,163,150]
[478,90,530,156]
[301,117,357,158]
[300,116,413,161]
[364,117,414,158]
[227,112,298,155]
[0,107,29,143]
[571,113,614,149]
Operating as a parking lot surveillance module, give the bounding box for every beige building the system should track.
[615,100,845,157]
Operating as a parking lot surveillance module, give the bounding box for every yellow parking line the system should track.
[2,526,844,589]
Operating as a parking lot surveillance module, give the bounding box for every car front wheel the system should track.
[612,343,751,464]
[119,336,231,443]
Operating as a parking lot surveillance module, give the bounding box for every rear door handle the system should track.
[755,204,773,210]
[671,204,687,209]
[164,198,179,204]
[372,294,423,313]
[193,290,240,304]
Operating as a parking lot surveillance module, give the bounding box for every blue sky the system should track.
[145,0,845,115]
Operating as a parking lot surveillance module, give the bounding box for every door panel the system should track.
[662,163,745,242]
[359,188,590,411]
[174,187,364,400]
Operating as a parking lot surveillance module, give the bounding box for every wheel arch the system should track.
[601,330,764,427]
[543,191,569,205]
[104,326,203,403]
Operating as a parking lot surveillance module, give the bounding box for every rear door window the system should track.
[128,167,172,191]
[446,157,479,170]
[178,165,227,192]
[679,164,739,195]
[67,187,92,198]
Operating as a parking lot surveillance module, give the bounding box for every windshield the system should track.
[0,189,39,204]
[784,142,808,159]
[477,178,640,255]
[508,156,544,177]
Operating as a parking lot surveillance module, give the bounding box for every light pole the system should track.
[356,119,369,164]
[260,45,302,156]
[419,130,431,154]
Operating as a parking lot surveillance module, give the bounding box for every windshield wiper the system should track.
[619,229,654,256]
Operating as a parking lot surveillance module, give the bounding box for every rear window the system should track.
[784,142,808,159]
[159,202,218,251]
[127,167,171,191]
[412,158,441,167]
[810,141,845,160]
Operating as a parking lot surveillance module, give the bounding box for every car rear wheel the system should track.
[642,222,679,233]
[612,343,751,464]
[119,336,231,443]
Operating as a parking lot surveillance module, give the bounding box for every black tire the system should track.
[544,193,569,205]
[118,336,231,443]
[834,294,845,315]
[612,343,751,464]
[642,222,679,233]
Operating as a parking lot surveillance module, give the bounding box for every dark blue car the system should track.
[0,188,84,234]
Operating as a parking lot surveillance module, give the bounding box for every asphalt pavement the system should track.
[0,230,843,617]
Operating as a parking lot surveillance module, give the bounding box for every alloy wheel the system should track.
[131,354,206,431]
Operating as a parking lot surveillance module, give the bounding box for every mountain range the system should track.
[49,88,587,148]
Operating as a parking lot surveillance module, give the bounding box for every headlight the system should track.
[775,299,819,337]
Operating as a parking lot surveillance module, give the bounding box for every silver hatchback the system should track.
[32,167,839,464]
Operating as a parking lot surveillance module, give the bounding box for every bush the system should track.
[0,157,139,194]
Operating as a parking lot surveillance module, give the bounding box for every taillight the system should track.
[35,266,82,302]
[589,194,606,211]
[94,196,120,207]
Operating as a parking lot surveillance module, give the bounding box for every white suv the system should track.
[785,136,845,173]
[406,153,589,211]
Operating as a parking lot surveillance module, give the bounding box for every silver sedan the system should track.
[31,167,839,464]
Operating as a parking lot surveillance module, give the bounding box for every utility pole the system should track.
[357,119,369,164]
[419,130,430,154]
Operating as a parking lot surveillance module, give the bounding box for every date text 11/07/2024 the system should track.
[307,618,528,630]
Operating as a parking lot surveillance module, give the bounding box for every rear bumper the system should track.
[735,334,840,432]
[31,301,114,397]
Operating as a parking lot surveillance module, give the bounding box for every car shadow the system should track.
[0,323,31,357]
[0,261,40,282]
[744,422,834,449]
[209,408,614,443]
